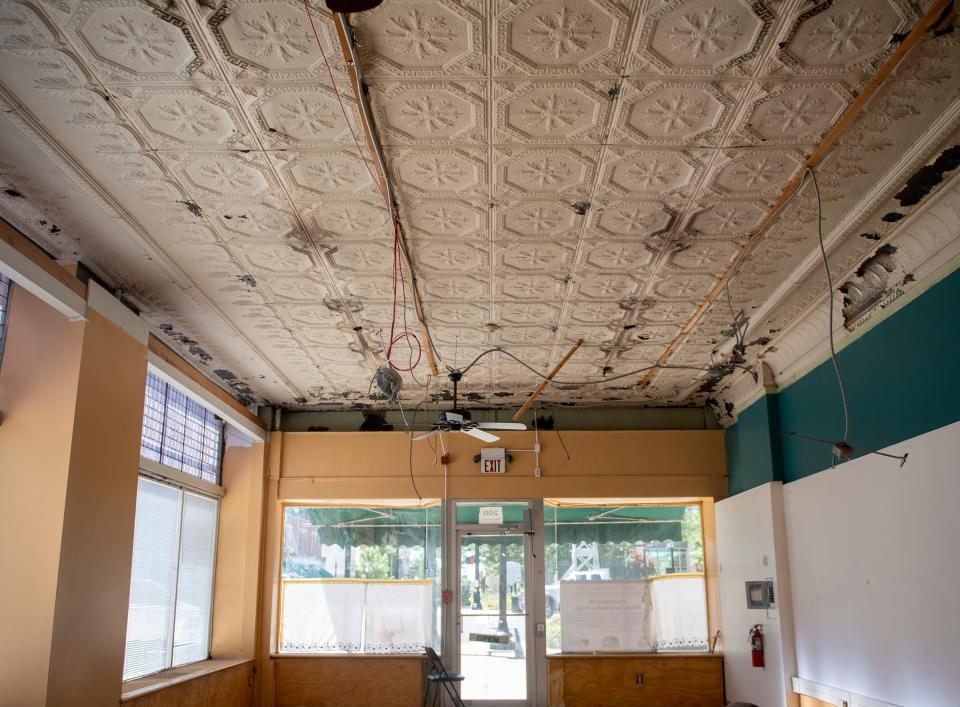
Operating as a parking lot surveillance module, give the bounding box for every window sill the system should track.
[120,657,252,701]
[546,651,723,658]
[271,652,428,659]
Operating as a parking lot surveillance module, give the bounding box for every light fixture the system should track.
[324,0,383,12]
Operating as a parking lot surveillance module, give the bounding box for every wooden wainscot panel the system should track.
[548,654,724,707]
[274,656,425,707]
[799,697,835,707]
[121,661,254,707]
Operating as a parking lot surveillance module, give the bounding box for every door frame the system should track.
[442,500,546,707]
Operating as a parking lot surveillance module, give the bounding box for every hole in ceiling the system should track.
[894,145,960,207]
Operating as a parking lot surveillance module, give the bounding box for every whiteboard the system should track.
[559,580,652,652]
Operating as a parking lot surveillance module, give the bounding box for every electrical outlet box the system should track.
[745,580,775,609]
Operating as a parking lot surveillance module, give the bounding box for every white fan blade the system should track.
[478,422,527,431]
[412,430,438,442]
[463,427,499,443]
[443,411,465,424]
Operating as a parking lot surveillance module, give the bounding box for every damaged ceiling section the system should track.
[0,0,959,412]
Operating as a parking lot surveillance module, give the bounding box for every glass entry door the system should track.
[456,531,532,705]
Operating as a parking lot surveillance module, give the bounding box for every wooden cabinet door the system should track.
[557,656,723,707]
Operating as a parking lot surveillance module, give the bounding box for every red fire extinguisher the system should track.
[750,624,765,667]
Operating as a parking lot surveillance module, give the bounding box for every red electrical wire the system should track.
[302,0,385,202]
[303,2,423,376]
[387,216,422,373]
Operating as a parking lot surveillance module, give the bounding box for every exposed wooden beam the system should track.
[513,339,584,422]
[330,13,439,376]
[639,0,953,387]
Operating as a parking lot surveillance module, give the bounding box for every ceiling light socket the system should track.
[374,366,402,402]
[324,0,383,12]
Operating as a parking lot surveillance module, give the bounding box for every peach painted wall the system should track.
[0,287,84,706]
[256,429,726,704]
[213,439,267,660]
[276,429,727,500]
[44,305,148,706]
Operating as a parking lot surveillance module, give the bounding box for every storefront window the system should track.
[544,502,707,653]
[279,504,441,653]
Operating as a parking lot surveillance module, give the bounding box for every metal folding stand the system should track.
[422,646,466,707]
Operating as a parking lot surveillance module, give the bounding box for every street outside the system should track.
[459,612,527,701]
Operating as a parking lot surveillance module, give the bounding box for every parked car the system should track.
[544,569,610,616]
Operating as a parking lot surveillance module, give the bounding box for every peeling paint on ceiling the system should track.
[0,0,959,409]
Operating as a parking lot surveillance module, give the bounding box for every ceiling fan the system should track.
[413,370,526,443]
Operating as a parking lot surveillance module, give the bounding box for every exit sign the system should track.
[480,447,507,475]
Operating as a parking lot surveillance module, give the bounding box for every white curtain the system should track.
[364,581,433,653]
[280,581,365,652]
[647,575,709,651]
[280,579,433,653]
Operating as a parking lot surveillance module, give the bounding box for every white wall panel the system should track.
[783,421,960,707]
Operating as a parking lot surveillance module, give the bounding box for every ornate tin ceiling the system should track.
[0,0,958,410]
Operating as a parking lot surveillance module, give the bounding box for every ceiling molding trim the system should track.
[87,280,148,344]
[717,173,960,420]
[730,96,960,345]
[0,218,86,321]
[148,347,268,442]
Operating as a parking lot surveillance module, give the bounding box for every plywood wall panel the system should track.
[273,657,424,707]
[798,697,834,707]
[122,662,254,707]
[548,655,724,707]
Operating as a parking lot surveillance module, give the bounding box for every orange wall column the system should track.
[0,286,85,706]
[212,436,268,660]
[0,281,149,706]
[44,283,149,706]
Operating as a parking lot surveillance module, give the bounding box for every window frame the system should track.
[0,275,11,371]
[140,368,225,486]
[123,471,221,681]
[124,370,226,682]
[276,501,443,655]
[542,499,710,654]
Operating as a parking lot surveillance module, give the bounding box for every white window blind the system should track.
[172,493,217,667]
[123,478,181,681]
[123,477,218,681]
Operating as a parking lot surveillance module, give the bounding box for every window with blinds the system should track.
[123,477,218,681]
[140,371,222,484]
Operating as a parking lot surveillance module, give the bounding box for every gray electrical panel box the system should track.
[745,580,775,609]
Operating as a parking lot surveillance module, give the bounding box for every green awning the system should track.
[544,505,688,545]
[289,504,690,547]
[296,506,441,548]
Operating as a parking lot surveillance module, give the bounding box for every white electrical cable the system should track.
[806,166,850,444]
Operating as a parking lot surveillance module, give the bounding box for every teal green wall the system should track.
[726,393,782,495]
[727,265,960,494]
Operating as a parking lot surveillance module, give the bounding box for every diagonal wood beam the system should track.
[513,339,584,422]
[639,0,953,388]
